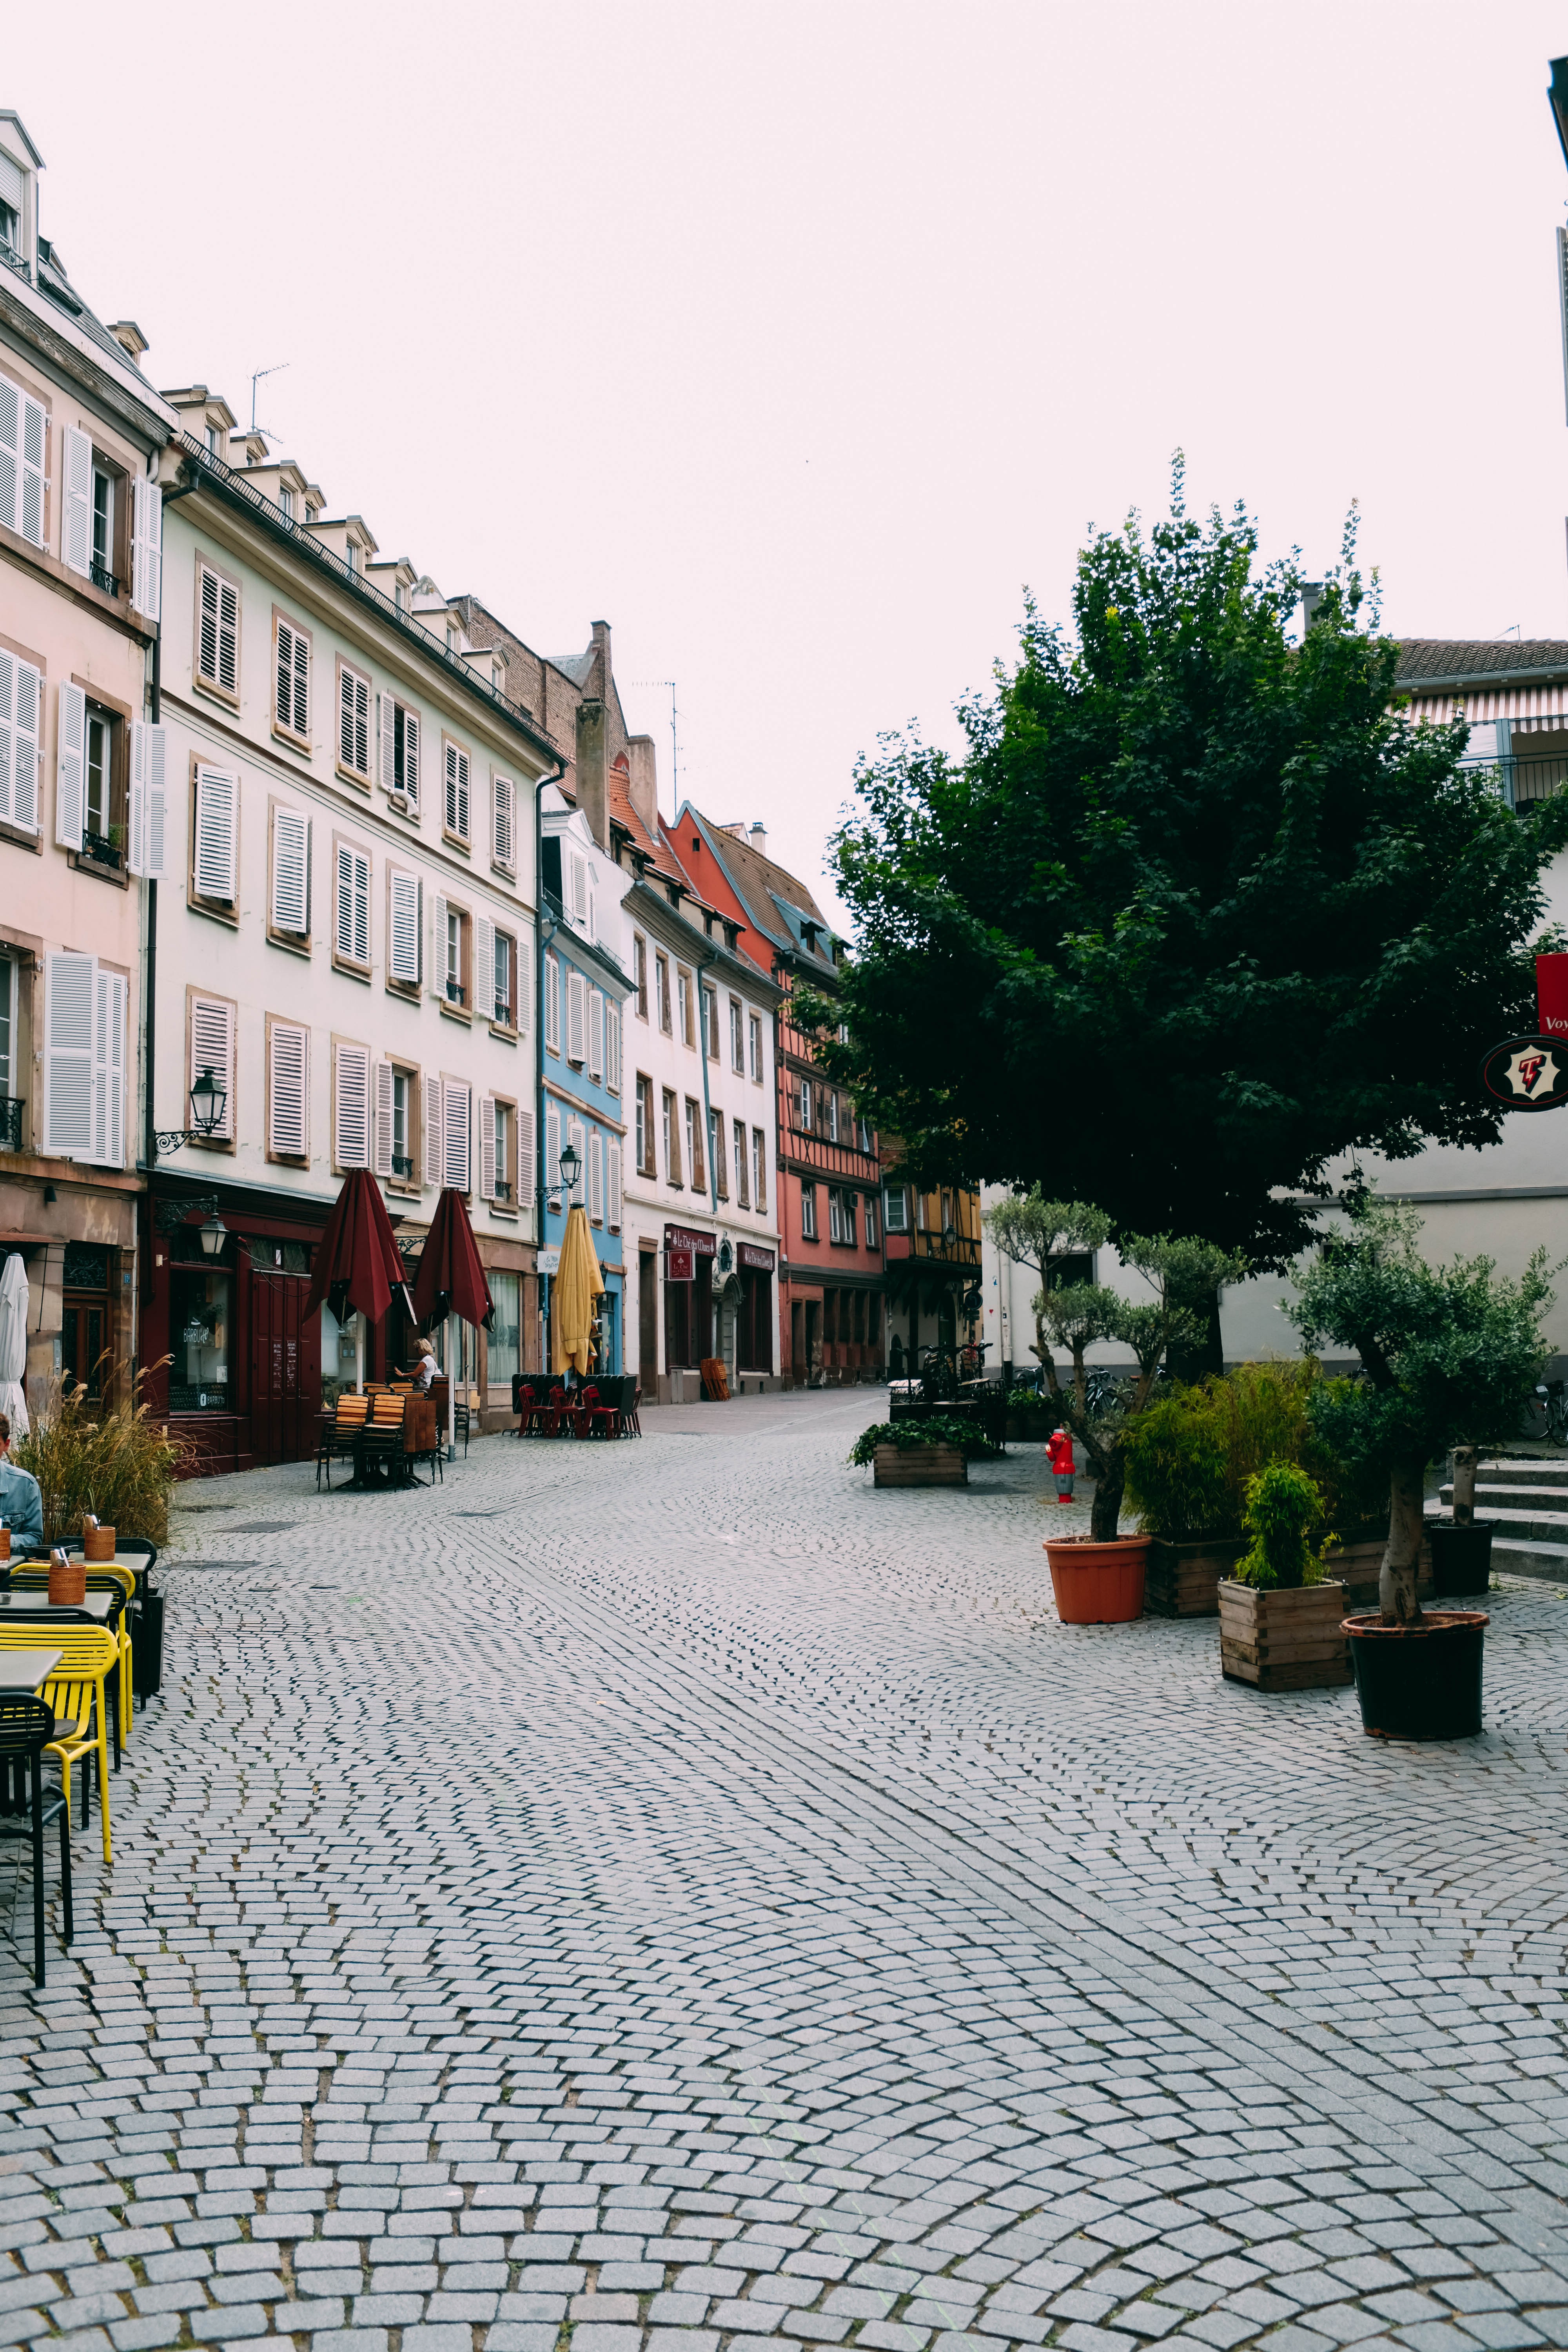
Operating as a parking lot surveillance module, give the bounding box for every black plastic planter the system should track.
[1343,1610,1488,1740]
[1428,1522,1494,1598]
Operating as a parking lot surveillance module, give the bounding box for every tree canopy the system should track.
[810,467,1568,1266]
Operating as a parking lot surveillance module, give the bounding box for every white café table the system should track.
[0,1649,62,1691]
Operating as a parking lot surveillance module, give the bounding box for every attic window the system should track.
[690,835,702,853]
[279,486,295,521]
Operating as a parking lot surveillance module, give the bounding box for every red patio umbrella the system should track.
[410,1187,494,1454]
[304,1168,410,1391]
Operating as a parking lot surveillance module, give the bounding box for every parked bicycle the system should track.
[1538,1380,1568,1446]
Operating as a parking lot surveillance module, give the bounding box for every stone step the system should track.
[1439,1482,1568,1513]
[1461,1459,1568,1489]
[1429,1500,1568,1545]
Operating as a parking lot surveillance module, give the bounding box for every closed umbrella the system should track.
[0,1252,29,1437]
[410,1187,494,1457]
[552,1203,603,1378]
[303,1169,410,1393]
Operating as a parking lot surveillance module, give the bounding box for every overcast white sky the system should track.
[11,2,1568,922]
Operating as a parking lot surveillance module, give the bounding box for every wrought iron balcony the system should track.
[90,559,119,598]
[445,978,465,1006]
[391,1153,414,1179]
[494,1180,512,1203]
[0,1096,24,1151]
[82,831,123,870]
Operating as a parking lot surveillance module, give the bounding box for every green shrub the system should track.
[850,1416,1003,1466]
[1122,1390,1230,1539]
[1235,1459,1328,1589]
[15,1359,191,1546]
[1124,1358,1384,1541]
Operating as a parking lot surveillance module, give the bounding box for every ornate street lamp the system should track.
[544,1139,582,1214]
[154,1067,229,1157]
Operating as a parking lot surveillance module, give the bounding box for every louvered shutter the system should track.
[272,807,309,933]
[62,426,92,578]
[543,955,558,1051]
[377,692,395,789]
[431,892,448,998]
[0,650,14,824]
[199,567,238,693]
[493,774,514,867]
[131,475,162,622]
[588,1129,603,1223]
[92,967,111,1165]
[443,1078,471,1192]
[568,1118,586,1202]
[190,996,235,1141]
[445,741,470,838]
[339,666,359,770]
[0,652,39,832]
[335,1043,371,1170]
[389,869,420,982]
[0,376,18,536]
[515,939,531,1037]
[608,1142,622,1231]
[517,1107,535,1209]
[566,971,586,1064]
[479,1096,497,1200]
[422,1073,443,1186]
[269,1023,308,1158]
[55,681,86,848]
[194,766,237,900]
[127,722,167,878]
[105,973,126,1169]
[18,390,43,547]
[472,913,495,1021]
[570,853,587,924]
[44,951,95,1158]
[546,1107,561,1200]
[374,1059,394,1178]
[589,988,604,1080]
[337,844,369,964]
[276,620,298,733]
[403,709,419,805]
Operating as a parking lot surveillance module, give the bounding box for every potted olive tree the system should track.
[1036,1223,1247,1622]
[1285,1199,1553,1739]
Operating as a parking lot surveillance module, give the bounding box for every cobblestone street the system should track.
[6,1388,1568,2352]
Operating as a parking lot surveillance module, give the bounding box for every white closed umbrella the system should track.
[0,1252,30,1436]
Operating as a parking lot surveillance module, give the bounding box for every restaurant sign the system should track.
[664,1224,717,1256]
[665,1244,693,1283]
[738,1243,775,1270]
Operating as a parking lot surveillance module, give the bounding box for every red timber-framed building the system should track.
[665,810,887,1386]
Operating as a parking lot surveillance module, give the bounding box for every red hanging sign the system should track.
[665,1244,694,1282]
[1538,953,1568,1038]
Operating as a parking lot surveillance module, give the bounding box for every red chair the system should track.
[515,1383,543,1437]
[539,1384,568,1437]
[568,1383,600,1439]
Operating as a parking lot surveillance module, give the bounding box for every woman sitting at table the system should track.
[0,1413,44,1555]
[402,1343,438,1392]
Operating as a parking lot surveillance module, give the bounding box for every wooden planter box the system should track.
[1219,1578,1352,1691]
[1145,1537,1247,1618]
[873,1443,967,1489]
[1319,1531,1432,1611]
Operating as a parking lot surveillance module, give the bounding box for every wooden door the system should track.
[249,1270,318,1465]
[639,1259,657,1389]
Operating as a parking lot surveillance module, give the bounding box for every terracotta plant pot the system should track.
[49,1557,86,1606]
[0,1526,10,1563]
[1044,1535,1149,1623]
[1344,1609,1488,1740]
[82,1523,116,1563]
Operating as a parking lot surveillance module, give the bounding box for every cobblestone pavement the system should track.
[5,1387,1568,2352]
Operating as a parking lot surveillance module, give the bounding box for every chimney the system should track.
[590,619,612,697]
[749,821,768,857]
[576,697,610,854]
[627,733,659,833]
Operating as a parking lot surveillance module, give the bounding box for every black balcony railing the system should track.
[0,1096,24,1151]
[90,559,119,598]
[391,1153,414,1179]
[1462,753,1568,809]
[494,1180,512,1203]
[82,831,122,869]
[909,1228,982,1267]
[445,979,465,1006]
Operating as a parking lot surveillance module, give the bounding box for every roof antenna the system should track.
[248,360,289,437]
[632,679,678,817]
[1500,622,1521,639]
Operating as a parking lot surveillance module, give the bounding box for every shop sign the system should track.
[663,1224,716,1256]
[537,1248,560,1274]
[738,1243,775,1270]
[1480,1034,1568,1112]
[665,1244,694,1282]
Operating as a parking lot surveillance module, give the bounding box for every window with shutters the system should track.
[605,1001,621,1094]
[439,902,468,1009]
[635,1074,653,1176]
[57,682,127,867]
[589,986,604,1080]
[64,433,125,597]
[749,1013,763,1082]
[266,803,311,946]
[443,735,472,844]
[544,952,561,1055]
[677,967,693,1048]
[189,763,238,914]
[0,647,42,838]
[337,660,371,783]
[334,839,371,974]
[388,1065,416,1181]
[0,369,47,550]
[483,1096,516,1206]
[704,985,720,1062]
[663,1088,680,1185]
[801,1181,818,1241]
[187,990,236,1151]
[588,1128,604,1225]
[710,1109,727,1199]
[729,997,744,1072]
[377,694,420,809]
[387,867,421,989]
[735,1123,748,1207]
[633,934,648,1020]
[272,610,311,749]
[492,773,515,871]
[753,1127,767,1214]
[865,1193,878,1249]
[685,1098,705,1192]
[333,1038,372,1172]
[566,970,587,1066]
[442,1076,471,1192]
[827,1091,840,1143]
[656,952,671,1035]
[266,1018,309,1162]
[194,557,240,702]
[492,929,516,1031]
[798,1077,812,1131]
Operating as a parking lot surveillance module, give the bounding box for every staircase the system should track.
[1432,1455,1568,1578]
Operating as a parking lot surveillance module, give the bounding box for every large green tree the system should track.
[810,470,1568,1269]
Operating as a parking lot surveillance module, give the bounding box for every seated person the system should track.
[0,1412,44,1555]
[401,1343,438,1392]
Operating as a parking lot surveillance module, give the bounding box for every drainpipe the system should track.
[695,947,720,1359]
[142,467,201,1176]
[533,761,566,1374]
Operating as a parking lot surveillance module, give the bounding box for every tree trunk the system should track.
[1379,1459,1426,1624]
[1090,1455,1124,1542]
[1167,1294,1225,1385]
[1451,1445,1477,1527]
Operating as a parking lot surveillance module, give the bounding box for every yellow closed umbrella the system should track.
[552,1203,604,1376]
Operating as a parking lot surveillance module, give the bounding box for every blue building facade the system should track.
[538,797,632,1376]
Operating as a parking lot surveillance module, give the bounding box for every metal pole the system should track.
[447,1311,457,1459]
[354,1315,365,1395]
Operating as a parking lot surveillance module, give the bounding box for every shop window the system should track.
[489,1270,520,1390]
[169,1264,233,1413]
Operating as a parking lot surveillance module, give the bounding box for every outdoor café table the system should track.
[0,1592,114,1623]
[0,1648,61,1692]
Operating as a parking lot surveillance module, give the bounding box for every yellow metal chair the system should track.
[8,1568,135,1746]
[0,1623,116,1863]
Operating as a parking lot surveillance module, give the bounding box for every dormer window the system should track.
[0,196,18,261]
[279,485,294,521]
[206,424,220,457]
[346,541,359,576]
[394,582,406,615]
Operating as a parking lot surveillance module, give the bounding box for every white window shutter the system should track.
[445,742,470,838]
[0,376,18,537]
[354,849,370,964]
[18,393,43,548]
[55,681,86,849]
[334,1042,370,1170]
[339,666,355,768]
[567,970,586,1064]
[272,806,309,933]
[570,852,587,924]
[404,709,419,805]
[606,1002,620,1092]
[588,1129,603,1223]
[131,475,162,622]
[276,620,296,732]
[516,939,531,1037]
[543,955,557,1051]
[479,1096,497,1200]
[568,1117,586,1201]
[269,1023,308,1158]
[389,869,420,982]
[0,653,39,833]
[430,892,448,998]
[608,1142,622,1231]
[517,1106,535,1209]
[62,426,92,578]
[546,1107,561,1198]
[473,913,495,1021]
[589,988,604,1080]
[194,766,237,900]
[443,1078,471,1192]
[493,773,514,866]
[128,721,167,878]
[189,996,235,1142]
[377,692,394,789]
[336,846,354,959]
[106,974,126,1169]
[92,967,111,1165]
[44,951,95,1158]
[423,1073,443,1186]
[373,1059,394,1179]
